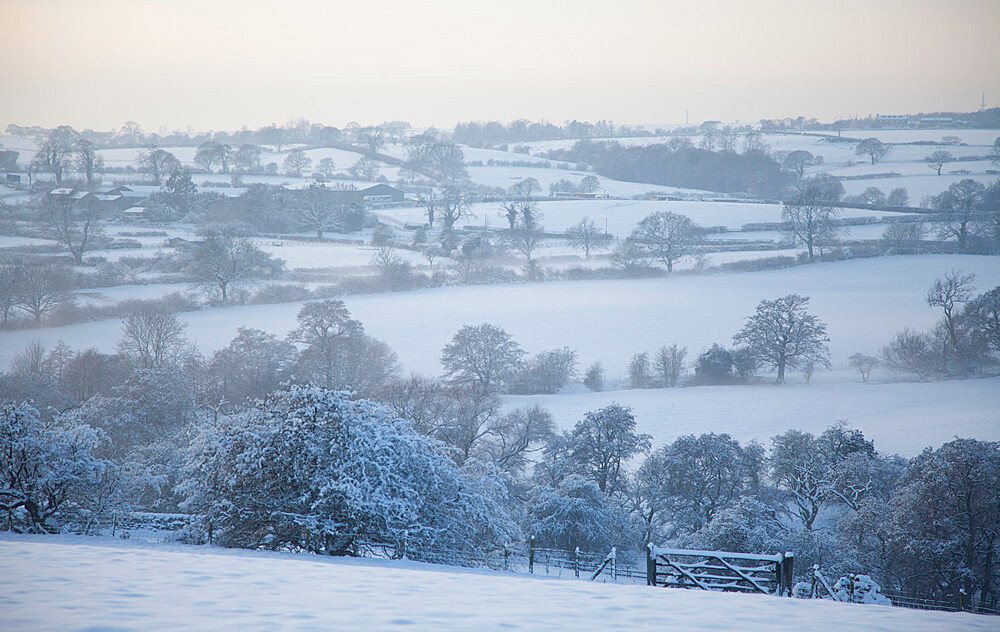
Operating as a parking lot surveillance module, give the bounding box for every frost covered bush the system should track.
[528,475,630,553]
[833,574,892,605]
[1,401,127,534]
[180,386,519,555]
[509,348,577,394]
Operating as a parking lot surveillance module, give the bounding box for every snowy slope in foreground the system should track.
[1,535,992,632]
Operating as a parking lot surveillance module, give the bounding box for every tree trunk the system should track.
[776,361,786,384]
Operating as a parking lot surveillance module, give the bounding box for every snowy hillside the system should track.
[506,376,1000,457]
[1,535,993,632]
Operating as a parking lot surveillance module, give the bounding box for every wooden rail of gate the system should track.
[647,545,794,596]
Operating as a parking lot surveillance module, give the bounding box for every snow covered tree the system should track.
[634,433,765,540]
[674,497,787,555]
[563,404,651,495]
[181,386,518,555]
[882,439,1000,609]
[529,475,627,552]
[629,211,702,274]
[733,294,830,384]
[628,352,651,389]
[440,324,525,396]
[769,430,829,530]
[1,401,124,534]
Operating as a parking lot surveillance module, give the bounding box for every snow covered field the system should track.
[2,255,998,375]
[1,535,992,632]
[507,376,1000,457]
[381,199,913,237]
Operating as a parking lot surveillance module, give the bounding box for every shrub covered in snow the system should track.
[180,385,519,555]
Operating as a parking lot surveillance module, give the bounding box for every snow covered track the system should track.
[0,535,993,631]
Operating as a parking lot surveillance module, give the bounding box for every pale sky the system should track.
[2,0,999,132]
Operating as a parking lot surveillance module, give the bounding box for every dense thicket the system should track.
[542,140,791,197]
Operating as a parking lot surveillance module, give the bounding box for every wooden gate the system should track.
[647,545,794,596]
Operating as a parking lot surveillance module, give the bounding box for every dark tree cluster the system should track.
[541,140,792,198]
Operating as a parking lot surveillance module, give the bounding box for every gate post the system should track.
[782,553,795,597]
[529,536,535,575]
[646,543,657,586]
[574,547,580,578]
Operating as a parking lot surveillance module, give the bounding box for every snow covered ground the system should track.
[840,173,998,200]
[380,199,913,237]
[507,376,1000,457]
[1,534,992,632]
[2,255,998,375]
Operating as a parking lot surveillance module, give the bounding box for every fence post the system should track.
[529,536,535,575]
[810,564,819,599]
[208,520,214,546]
[647,543,656,587]
[611,546,617,581]
[776,553,784,595]
[574,547,580,578]
[112,511,117,538]
[959,587,966,612]
[504,547,509,572]
[782,552,795,597]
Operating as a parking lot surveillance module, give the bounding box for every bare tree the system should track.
[283,150,312,177]
[782,150,814,179]
[41,196,100,264]
[0,262,24,323]
[185,228,283,304]
[653,344,687,387]
[117,309,191,369]
[296,184,343,238]
[566,217,610,258]
[74,138,103,188]
[733,294,830,384]
[926,270,977,354]
[932,179,986,250]
[629,211,701,273]
[782,174,844,261]
[136,148,180,185]
[881,221,927,253]
[925,150,954,175]
[234,144,262,173]
[887,187,910,207]
[350,157,380,180]
[441,323,525,395]
[34,126,77,184]
[855,137,887,165]
[436,186,469,230]
[14,265,69,323]
[848,353,879,383]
